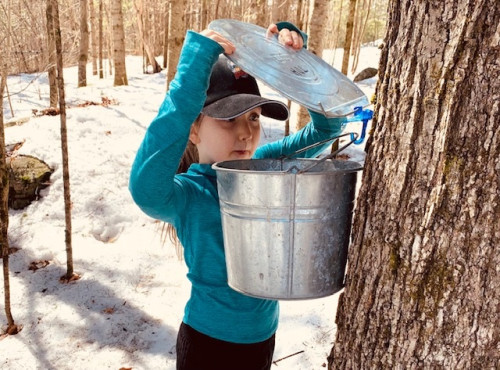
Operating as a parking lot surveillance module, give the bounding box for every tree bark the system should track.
[50,0,77,282]
[0,46,19,335]
[78,0,89,87]
[133,0,162,73]
[330,0,500,368]
[341,0,357,75]
[89,0,98,75]
[111,0,128,86]
[166,0,186,88]
[296,0,327,130]
[98,0,104,79]
[45,1,58,108]
[244,0,267,26]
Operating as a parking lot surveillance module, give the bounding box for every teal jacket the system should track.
[129,29,344,343]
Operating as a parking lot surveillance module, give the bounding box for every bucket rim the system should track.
[212,158,364,175]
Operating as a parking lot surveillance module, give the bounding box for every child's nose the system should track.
[237,120,253,140]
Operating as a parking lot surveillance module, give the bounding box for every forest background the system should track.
[3,0,498,369]
[1,0,387,81]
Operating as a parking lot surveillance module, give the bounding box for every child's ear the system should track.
[189,125,201,144]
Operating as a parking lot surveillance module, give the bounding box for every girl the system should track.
[129,22,345,370]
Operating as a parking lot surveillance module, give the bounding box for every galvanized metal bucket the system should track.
[213,141,363,300]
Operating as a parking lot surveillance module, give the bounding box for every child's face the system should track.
[190,107,262,164]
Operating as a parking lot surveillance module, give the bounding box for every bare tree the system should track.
[0,17,21,337]
[98,0,104,79]
[244,0,267,26]
[166,0,187,88]
[89,0,98,75]
[44,1,58,108]
[163,1,169,69]
[111,0,128,86]
[49,0,79,283]
[133,0,162,73]
[329,0,500,368]
[341,0,356,75]
[350,0,372,74]
[78,0,89,87]
[295,0,328,130]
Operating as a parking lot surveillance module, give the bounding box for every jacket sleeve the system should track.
[253,111,346,160]
[129,31,223,221]
[276,21,308,48]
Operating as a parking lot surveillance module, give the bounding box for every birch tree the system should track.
[296,0,328,130]
[0,19,21,338]
[49,0,79,283]
[111,0,128,86]
[341,0,356,75]
[46,0,58,108]
[166,0,186,88]
[78,0,89,87]
[329,0,500,368]
[133,0,162,73]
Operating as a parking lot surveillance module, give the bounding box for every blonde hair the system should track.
[162,115,202,259]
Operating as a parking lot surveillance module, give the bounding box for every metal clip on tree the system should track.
[345,106,373,144]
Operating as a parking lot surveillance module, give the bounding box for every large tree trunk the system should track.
[78,0,89,87]
[111,0,128,86]
[329,0,500,368]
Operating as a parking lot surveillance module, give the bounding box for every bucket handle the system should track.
[281,132,359,174]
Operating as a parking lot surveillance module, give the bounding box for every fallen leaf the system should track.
[28,260,50,272]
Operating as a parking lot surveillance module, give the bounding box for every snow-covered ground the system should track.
[1,45,378,369]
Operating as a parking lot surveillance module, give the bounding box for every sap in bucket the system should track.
[213,156,363,300]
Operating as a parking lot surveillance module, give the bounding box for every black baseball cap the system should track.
[202,56,289,121]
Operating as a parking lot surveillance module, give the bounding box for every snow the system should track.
[1,47,377,369]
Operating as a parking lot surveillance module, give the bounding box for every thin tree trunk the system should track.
[351,0,372,74]
[45,1,58,108]
[0,31,20,337]
[78,0,89,87]
[99,0,104,79]
[296,0,327,130]
[163,1,169,69]
[166,0,186,88]
[330,0,344,68]
[111,0,128,86]
[341,0,357,75]
[330,0,500,368]
[133,0,161,73]
[90,0,98,75]
[50,0,78,283]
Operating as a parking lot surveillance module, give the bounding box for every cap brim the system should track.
[202,94,289,121]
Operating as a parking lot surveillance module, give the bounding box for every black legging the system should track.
[176,322,276,370]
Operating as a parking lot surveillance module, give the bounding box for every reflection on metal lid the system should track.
[208,19,370,117]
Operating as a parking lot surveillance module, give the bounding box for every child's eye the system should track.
[250,114,260,121]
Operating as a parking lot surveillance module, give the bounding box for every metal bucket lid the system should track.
[208,19,369,117]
